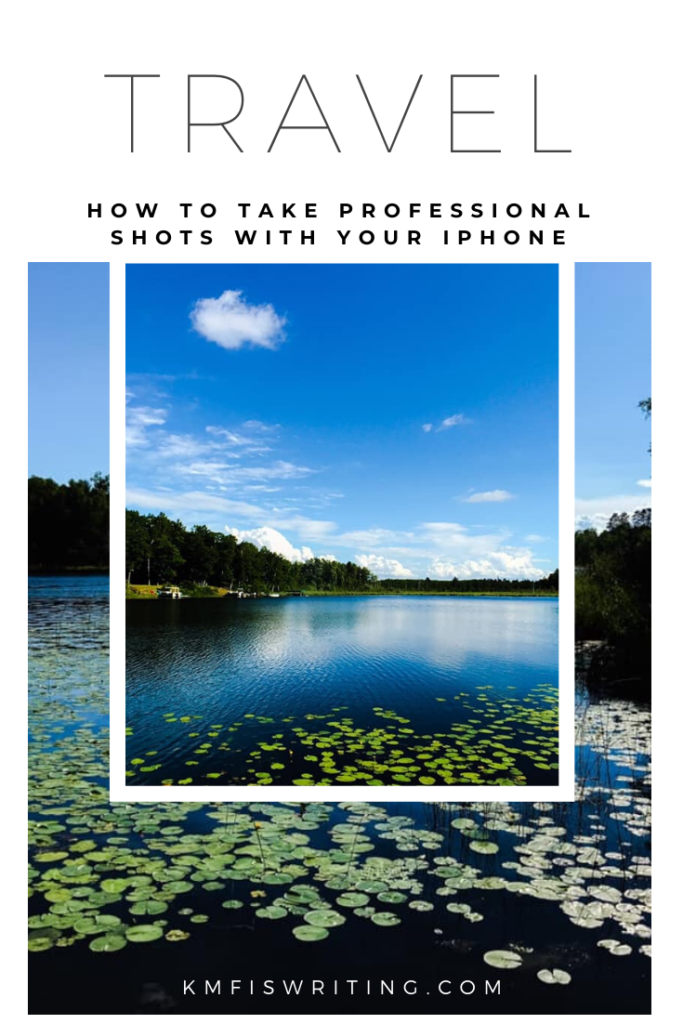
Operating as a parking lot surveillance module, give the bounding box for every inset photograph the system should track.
[125,264,559,788]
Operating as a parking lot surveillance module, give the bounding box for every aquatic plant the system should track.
[126,684,559,787]
[28,582,651,1007]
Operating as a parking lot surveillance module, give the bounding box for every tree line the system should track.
[126,508,559,593]
[28,474,109,570]
[26,477,558,592]
[126,510,377,592]
[376,571,558,594]
[575,508,651,683]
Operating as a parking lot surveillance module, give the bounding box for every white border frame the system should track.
[109,261,574,803]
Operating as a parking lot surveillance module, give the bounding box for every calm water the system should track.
[126,596,558,786]
[29,579,649,1014]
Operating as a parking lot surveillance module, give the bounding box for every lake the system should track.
[125,596,559,787]
[28,578,650,1014]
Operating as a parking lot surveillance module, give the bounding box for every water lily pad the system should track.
[484,950,523,969]
[336,892,370,908]
[304,909,346,928]
[100,878,129,894]
[163,881,194,894]
[371,912,401,927]
[353,906,376,919]
[538,969,571,985]
[293,925,329,942]
[89,933,127,953]
[598,940,632,956]
[256,905,288,920]
[94,915,122,928]
[74,918,107,935]
[28,936,55,952]
[469,841,499,854]
[125,924,164,943]
[377,891,408,904]
[356,881,388,894]
[129,899,168,916]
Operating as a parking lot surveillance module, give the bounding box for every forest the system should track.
[125,508,558,594]
[28,473,110,570]
[575,507,651,683]
[26,476,559,591]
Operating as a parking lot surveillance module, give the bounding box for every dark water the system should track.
[29,580,650,1014]
[126,596,558,787]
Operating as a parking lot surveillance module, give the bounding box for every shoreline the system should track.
[126,585,558,601]
[30,567,110,576]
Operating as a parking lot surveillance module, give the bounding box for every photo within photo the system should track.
[124,263,560,789]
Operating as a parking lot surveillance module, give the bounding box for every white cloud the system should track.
[575,494,652,532]
[125,389,549,582]
[429,548,544,581]
[422,423,433,433]
[157,434,227,459]
[180,460,237,480]
[525,534,546,543]
[126,480,550,580]
[172,459,316,486]
[243,419,280,432]
[126,405,167,447]
[336,527,415,548]
[206,425,270,448]
[226,525,314,563]
[463,489,515,504]
[126,487,264,518]
[421,521,469,540]
[355,554,413,578]
[638,479,652,488]
[190,289,286,350]
[437,413,467,431]
[267,516,337,541]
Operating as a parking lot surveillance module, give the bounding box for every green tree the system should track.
[29,474,110,569]
[125,509,149,584]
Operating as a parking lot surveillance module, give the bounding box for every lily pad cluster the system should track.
[126,684,559,787]
[29,582,650,1001]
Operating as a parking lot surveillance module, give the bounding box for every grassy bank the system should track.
[291,590,558,598]
[126,583,229,599]
[126,584,557,600]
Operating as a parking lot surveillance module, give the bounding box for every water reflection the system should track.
[126,597,558,785]
[28,581,649,1014]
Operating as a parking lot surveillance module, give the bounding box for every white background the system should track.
[6,0,678,1020]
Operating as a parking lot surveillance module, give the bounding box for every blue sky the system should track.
[126,264,558,580]
[29,263,110,481]
[575,263,651,530]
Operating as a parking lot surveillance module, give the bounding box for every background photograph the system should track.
[28,261,650,1014]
